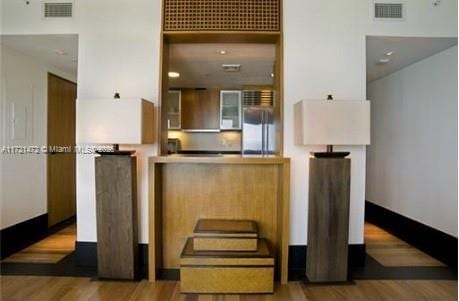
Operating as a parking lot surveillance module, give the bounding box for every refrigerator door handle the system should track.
[264,111,268,156]
[265,112,269,155]
[261,110,265,156]
[262,110,266,156]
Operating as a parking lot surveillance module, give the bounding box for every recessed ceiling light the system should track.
[385,51,394,56]
[377,58,390,64]
[54,49,68,56]
[168,71,180,78]
[219,50,227,55]
[270,73,274,78]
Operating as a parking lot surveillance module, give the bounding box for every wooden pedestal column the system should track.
[95,153,139,280]
[306,157,350,282]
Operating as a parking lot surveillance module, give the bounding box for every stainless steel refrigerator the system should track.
[242,91,276,155]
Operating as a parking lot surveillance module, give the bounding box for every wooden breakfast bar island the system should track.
[148,155,290,285]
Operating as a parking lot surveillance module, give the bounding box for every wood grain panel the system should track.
[159,37,169,155]
[181,257,273,266]
[181,240,274,266]
[164,31,280,43]
[162,163,279,268]
[141,99,155,143]
[307,158,350,282]
[181,89,220,130]
[163,0,280,32]
[47,73,76,147]
[148,157,290,284]
[47,73,76,227]
[194,219,258,235]
[193,237,258,251]
[273,35,284,156]
[277,159,290,284]
[47,153,76,227]
[95,155,138,280]
[180,267,274,294]
[149,162,163,281]
[151,155,289,164]
[181,237,272,262]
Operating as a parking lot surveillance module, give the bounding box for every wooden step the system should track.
[194,219,258,236]
[180,238,274,294]
[181,238,273,266]
[193,219,258,251]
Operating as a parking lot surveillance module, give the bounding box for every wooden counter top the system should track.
[149,155,289,164]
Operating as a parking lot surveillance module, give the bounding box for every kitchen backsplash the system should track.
[168,131,241,151]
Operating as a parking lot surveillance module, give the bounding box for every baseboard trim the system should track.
[75,241,149,277]
[75,242,98,267]
[0,214,49,259]
[75,241,365,281]
[288,244,366,280]
[48,216,76,235]
[289,244,366,267]
[365,201,458,268]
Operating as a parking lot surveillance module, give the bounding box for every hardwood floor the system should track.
[0,223,456,300]
[1,224,76,264]
[0,276,456,301]
[365,223,446,267]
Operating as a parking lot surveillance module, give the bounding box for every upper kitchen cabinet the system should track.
[167,90,181,129]
[181,89,220,131]
[220,90,241,130]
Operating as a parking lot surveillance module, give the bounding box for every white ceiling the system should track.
[169,43,276,89]
[1,34,78,77]
[366,36,457,83]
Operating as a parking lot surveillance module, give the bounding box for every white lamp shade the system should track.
[76,98,155,144]
[294,100,370,145]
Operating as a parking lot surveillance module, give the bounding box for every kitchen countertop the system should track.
[149,154,289,164]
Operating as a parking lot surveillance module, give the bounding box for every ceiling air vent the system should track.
[44,2,73,18]
[222,64,241,72]
[374,2,403,19]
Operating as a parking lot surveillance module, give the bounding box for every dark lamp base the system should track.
[311,152,350,158]
[96,150,135,156]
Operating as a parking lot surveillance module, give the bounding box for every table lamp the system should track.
[294,96,370,283]
[294,95,370,157]
[76,97,155,280]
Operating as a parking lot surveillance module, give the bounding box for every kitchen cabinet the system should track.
[167,90,181,129]
[220,90,241,130]
[181,89,220,130]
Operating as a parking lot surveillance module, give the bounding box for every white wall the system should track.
[0,45,76,229]
[1,0,457,245]
[367,46,458,237]
[283,0,457,245]
[284,0,368,244]
[75,0,161,243]
[1,0,161,243]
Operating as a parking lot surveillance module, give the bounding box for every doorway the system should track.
[47,73,77,227]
